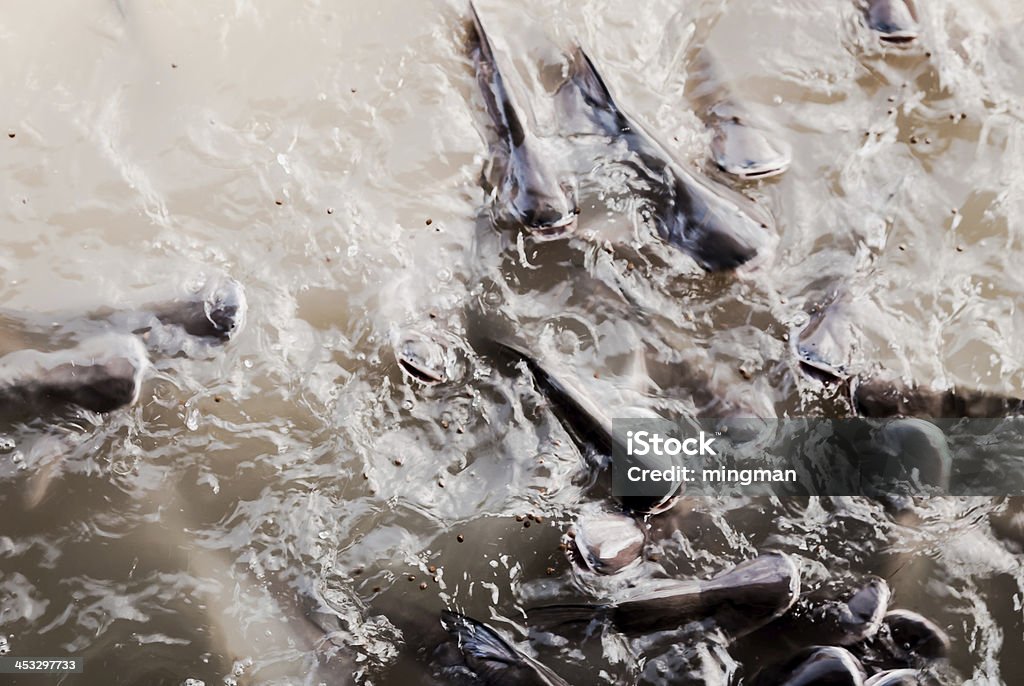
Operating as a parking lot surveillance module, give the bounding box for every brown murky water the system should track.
[2,0,1024,683]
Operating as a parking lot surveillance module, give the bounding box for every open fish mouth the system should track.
[877,28,918,43]
[525,211,579,240]
[397,358,447,385]
[719,158,792,180]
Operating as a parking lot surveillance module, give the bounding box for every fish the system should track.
[490,337,680,514]
[870,419,952,490]
[852,374,1024,418]
[145,273,247,342]
[394,330,451,385]
[0,273,247,360]
[558,46,776,271]
[865,669,936,685]
[530,552,800,639]
[569,510,645,575]
[880,610,950,661]
[795,290,857,382]
[0,332,148,417]
[687,50,792,180]
[864,0,920,44]
[468,3,578,239]
[432,610,571,686]
[750,646,867,686]
[766,578,891,650]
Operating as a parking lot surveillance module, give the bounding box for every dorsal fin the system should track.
[468,2,527,148]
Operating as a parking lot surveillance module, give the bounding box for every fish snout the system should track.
[519,203,579,240]
[200,276,247,341]
[867,0,919,43]
[710,116,792,180]
[394,331,450,386]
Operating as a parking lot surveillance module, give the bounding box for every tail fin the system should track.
[441,610,521,663]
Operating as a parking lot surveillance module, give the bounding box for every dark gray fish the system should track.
[881,610,950,661]
[468,3,578,239]
[796,290,857,382]
[864,0,920,43]
[569,511,645,575]
[871,419,951,490]
[531,552,800,638]
[0,333,147,416]
[751,646,867,686]
[559,47,775,271]
[491,338,680,514]
[0,273,247,360]
[435,611,570,686]
[768,578,891,650]
[852,375,1024,418]
[865,669,936,685]
[145,273,247,342]
[395,330,451,385]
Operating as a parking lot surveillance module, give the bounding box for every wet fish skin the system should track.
[490,338,680,514]
[707,103,792,180]
[468,3,578,239]
[796,290,857,382]
[751,646,867,686]
[436,611,570,686]
[0,333,148,416]
[865,0,920,43]
[872,419,951,490]
[865,669,935,685]
[570,511,645,575]
[881,610,950,661]
[852,375,1024,418]
[561,47,775,271]
[149,273,247,342]
[769,577,891,650]
[531,552,800,639]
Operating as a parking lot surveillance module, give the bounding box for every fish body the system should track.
[560,48,775,271]
[532,552,800,639]
[469,3,577,238]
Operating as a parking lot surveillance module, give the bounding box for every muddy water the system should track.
[2,0,1024,683]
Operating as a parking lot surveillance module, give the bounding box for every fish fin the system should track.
[467,2,526,147]
[566,46,619,115]
[441,611,521,666]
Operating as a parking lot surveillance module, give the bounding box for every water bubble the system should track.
[347,245,359,258]
[0,436,15,453]
[0,636,9,654]
[182,680,205,686]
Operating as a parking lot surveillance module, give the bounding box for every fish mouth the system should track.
[397,358,447,385]
[525,212,579,240]
[878,29,918,43]
[720,158,791,180]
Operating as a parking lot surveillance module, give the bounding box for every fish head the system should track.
[197,274,247,341]
[867,0,920,43]
[794,290,858,382]
[503,148,579,239]
[394,330,451,386]
[709,110,792,180]
[882,609,951,660]
[837,578,891,643]
[570,511,645,575]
